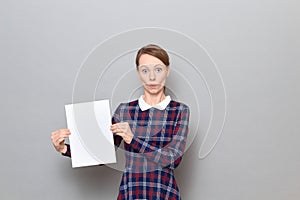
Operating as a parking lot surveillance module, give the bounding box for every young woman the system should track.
[51,44,190,200]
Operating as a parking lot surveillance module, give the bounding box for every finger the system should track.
[111,128,122,134]
[58,134,70,141]
[58,137,65,143]
[59,128,70,132]
[51,131,59,137]
[113,123,129,133]
[51,133,61,142]
[59,130,71,135]
[54,133,69,142]
[114,132,124,137]
[112,123,126,128]
[110,125,121,132]
[52,131,67,140]
[52,133,69,142]
[56,137,67,145]
[54,129,70,134]
[110,124,119,129]
[54,131,71,139]
[59,132,71,137]
[110,127,116,132]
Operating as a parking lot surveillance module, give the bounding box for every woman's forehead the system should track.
[138,54,164,65]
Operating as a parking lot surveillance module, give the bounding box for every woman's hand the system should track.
[110,122,133,144]
[51,128,71,153]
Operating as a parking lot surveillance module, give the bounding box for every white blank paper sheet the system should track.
[65,100,116,168]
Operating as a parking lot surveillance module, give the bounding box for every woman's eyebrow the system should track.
[139,65,148,68]
[154,64,165,67]
[139,64,165,68]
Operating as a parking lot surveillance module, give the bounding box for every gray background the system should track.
[1,0,299,199]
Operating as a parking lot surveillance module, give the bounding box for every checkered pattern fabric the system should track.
[113,100,189,200]
[63,99,189,200]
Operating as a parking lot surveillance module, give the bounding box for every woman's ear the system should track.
[167,66,170,77]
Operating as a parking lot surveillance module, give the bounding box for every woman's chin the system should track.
[144,88,164,95]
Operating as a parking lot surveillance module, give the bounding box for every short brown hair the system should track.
[135,44,170,68]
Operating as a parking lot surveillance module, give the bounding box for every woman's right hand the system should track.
[51,128,71,153]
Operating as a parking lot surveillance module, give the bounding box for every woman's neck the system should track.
[143,91,166,106]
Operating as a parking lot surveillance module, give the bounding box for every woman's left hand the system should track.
[110,122,134,144]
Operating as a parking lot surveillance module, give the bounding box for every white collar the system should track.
[138,95,171,111]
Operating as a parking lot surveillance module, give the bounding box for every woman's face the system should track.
[137,54,169,95]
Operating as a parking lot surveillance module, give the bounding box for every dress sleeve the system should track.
[61,143,71,157]
[112,104,123,148]
[130,105,190,170]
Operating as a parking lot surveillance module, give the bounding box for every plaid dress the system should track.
[113,100,189,200]
[63,99,189,200]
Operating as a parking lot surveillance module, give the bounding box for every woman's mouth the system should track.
[147,84,158,88]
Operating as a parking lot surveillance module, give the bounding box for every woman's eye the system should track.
[141,69,148,73]
[155,68,162,73]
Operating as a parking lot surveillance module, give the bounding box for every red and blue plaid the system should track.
[63,99,189,200]
[113,100,189,200]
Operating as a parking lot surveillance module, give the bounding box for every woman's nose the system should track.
[149,70,156,81]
